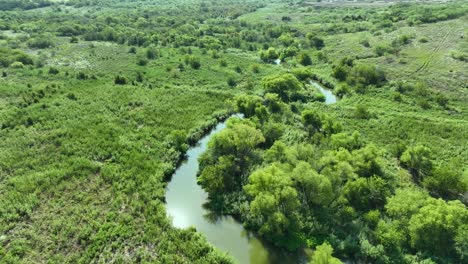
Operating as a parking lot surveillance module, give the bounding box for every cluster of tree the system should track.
[399,144,467,200]
[0,0,52,11]
[197,87,467,262]
[332,57,386,93]
[27,34,56,49]
[0,47,34,67]
[1,0,466,263]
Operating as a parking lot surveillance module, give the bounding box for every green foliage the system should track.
[0,48,34,67]
[348,64,386,87]
[227,77,237,87]
[233,94,263,118]
[423,165,468,200]
[400,145,433,182]
[1,0,467,262]
[114,75,127,85]
[48,67,59,75]
[28,34,56,49]
[146,46,158,60]
[260,47,279,63]
[262,73,302,101]
[302,109,322,134]
[408,199,468,258]
[186,55,201,69]
[299,52,312,66]
[292,162,333,207]
[354,104,372,119]
[199,119,264,197]
[244,163,302,248]
[344,176,390,211]
[307,35,325,50]
[0,0,52,11]
[330,131,362,151]
[310,242,343,264]
[292,67,313,81]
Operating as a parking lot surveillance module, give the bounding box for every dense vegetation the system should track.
[0,0,467,263]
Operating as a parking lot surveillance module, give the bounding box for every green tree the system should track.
[409,199,468,258]
[198,155,239,195]
[310,242,343,264]
[400,145,432,182]
[455,224,468,261]
[291,162,333,207]
[330,131,362,151]
[262,73,302,101]
[146,47,158,60]
[199,119,264,196]
[299,52,312,66]
[352,144,382,178]
[234,94,263,118]
[260,47,279,63]
[302,109,328,137]
[344,176,390,211]
[244,164,302,247]
[423,165,468,199]
[262,122,284,148]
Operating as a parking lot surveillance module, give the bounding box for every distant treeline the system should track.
[0,0,53,11]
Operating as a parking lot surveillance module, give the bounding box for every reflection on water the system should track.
[165,119,307,264]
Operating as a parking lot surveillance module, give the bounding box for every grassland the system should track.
[0,0,467,263]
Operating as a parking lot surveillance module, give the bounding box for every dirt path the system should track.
[408,28,453,77]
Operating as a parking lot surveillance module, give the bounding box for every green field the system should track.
[0,0,467,263]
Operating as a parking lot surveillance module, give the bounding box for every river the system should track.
[165,79,338,264]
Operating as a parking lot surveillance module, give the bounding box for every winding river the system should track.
[165,83,337,263]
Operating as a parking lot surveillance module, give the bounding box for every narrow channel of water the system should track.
[310,80,337,105]
[165,118,307,264]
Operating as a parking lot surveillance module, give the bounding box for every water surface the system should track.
[310,80,337,104]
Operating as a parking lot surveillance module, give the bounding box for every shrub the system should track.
[354,104,372,119]
[419,37,429,43]
[227,77,236,87]
[10,61,24,68]
[28,35,55,49]
[298,52,312,66]
[76,72,88,80]
[262,73,302,101]
[137,58,148,66]
[129,47,137,54]
[114,75,128,85]
[48,67,59,75]
[251,64,260,73]
[360,39,371,47]
[292,67,313,81]
[259,47,279,63]
[185,55,201,69]
[434,93,448,108]
[146,47,158,60]
[348,64,386,87]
